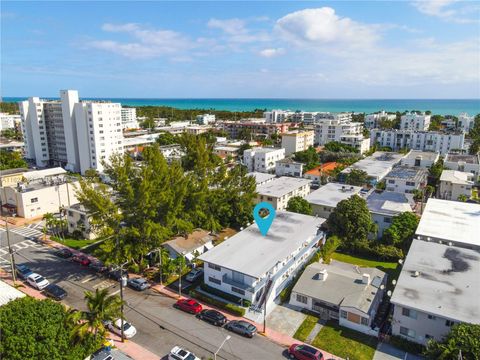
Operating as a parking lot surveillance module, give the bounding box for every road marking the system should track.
[110,289,120,296]
[81,275,97,283]
[93,280,116,290]
[9,227,43,239]
[0,248,8,256]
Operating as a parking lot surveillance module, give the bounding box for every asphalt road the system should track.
[0,226,288,360]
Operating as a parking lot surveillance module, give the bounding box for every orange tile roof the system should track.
[305,162,340,176]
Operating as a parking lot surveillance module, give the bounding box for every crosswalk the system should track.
[8,227,44,239]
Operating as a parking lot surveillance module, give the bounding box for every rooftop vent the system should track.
[412,271,420,277]
[362,273,370,284]
[317,269,328,281]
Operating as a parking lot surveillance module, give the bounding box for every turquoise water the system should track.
[4,97,479,115]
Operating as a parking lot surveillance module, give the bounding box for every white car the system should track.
[168,346,200,360]
[108,319,137,339]
[26,273,49,290]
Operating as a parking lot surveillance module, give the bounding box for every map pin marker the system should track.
[253,202,276,236]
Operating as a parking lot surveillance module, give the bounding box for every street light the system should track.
[118,260,128,343]
[2,187,17,282]
[214,335,231,360]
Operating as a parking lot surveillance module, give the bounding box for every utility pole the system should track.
[213,335,231,360]
[2,187,16,282]
[119,261,128,343]
[157,248,163,286]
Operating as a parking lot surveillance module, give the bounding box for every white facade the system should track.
[400,150,439,169]
[67,204,96,239]
[256,177,311,210]
[314,119,369,153]
[364,111,396,129]
[264,110,292,123]
[281,130,314,155]
[305,183,362,218]
[0,112,21,130]
[400,112,431,130]
[438,170,473,201]
[243,147,285,173]
[384,166,428,194]
[458,113,474,133]
[196,114,215,125]
[444,153,480,182]
[275,159,304,177]
[370,130,465,155]
[121,107,138,129]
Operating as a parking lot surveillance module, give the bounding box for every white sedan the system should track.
[26,273,49,290]
[108,319,137,339]
[168,346,200,360]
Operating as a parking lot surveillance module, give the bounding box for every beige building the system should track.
[0,168,28,187]
[281,130,314,155]
[438,170,473,201]
[256,177,311,210]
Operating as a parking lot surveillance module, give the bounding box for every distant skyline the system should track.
[2,1,480,99]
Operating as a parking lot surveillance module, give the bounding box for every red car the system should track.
[288,344,323,360]
[174,298,202,314]
[72,255,91,266]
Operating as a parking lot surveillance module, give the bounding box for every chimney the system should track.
[318,269,328,281]
[362,273,370,285]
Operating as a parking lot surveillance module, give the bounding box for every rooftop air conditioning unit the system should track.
[318,269,328,281]
[362,273,371,285]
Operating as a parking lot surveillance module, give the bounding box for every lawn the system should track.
[51,236,99,250]
[293,315,319,342]
[312,321,378,360]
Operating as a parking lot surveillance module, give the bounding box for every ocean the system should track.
[3,97,479,116]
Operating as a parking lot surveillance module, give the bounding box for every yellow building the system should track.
[0,168,27,187]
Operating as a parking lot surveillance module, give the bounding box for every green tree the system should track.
[140,117,155,130]
[0,297,101,360]
[457,194,468,202]
[293,146,319,171]
[382,212,419,252]
[0,150,28,170]
[174,255,188,297]
[1,128,23,140]
[286,196,313,215]
[324,141,358,153]
[424,323,480,360]
[376,180,386,190]
[345,168,369,186]
[428,158,444,187]
[156,132,178,146]
[320,235,342,264]
[327,195,376,247]
[429,115,444,131]
[468,114,480,155]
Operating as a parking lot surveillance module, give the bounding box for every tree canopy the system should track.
[428,158,444,187]
[0,150,28,170]
[424,323,480,360]
[345,168,369,186]
[382,212,419,253]
[293,146,320,171]
[324,141,359,153]
[286,196,313,215]
[469,114,480,155]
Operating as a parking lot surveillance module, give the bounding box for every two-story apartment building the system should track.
[383,166,428,194]
[305,183,362,218]
[256,177,311,210]
[199,211,326,315]
[67,203,96,239]
[275,158,304,177]
[444,153,480,183]
[400,150,439,169]
[438,170,473,201]
[243,147,286,173]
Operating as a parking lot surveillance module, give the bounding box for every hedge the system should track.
[388,335,425,355]
[189,289,246,317]
[200,283,251,307]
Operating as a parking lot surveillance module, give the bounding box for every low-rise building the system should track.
[305,183,362,218]
[185,125,213,135]
[213,146,240,161]
[444,153,480,182]
[438,170,474,201]
[196,114,215,125]
[384,166,428,194]
[264,110,293,123]
[275,158,304,177]
[400,150,439,168]
[415,198,480,250]
[0,168,28,187]
[0,139,24,152]
[314,119,369,153]
[303,162,341,185]
[199,211,326,315]
[0,112,21,131]
[243,147,285,173]
[400,112,430,131]
[457,113,474,133]
[67,204,96,239]
[163,229,214,261]
[290,260,387,335]
[281,131,314,155]
[364,111,396,129]
[256,177,311,210]
[366,190,414,238]
[247,172,276,186]
[390,239,480,345]
[220,120,295,139]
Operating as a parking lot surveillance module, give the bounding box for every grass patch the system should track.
[51,236,98,250]
[293,315,319,342]
[312,321,377,360]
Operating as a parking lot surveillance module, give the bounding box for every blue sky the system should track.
[2,1,479,98]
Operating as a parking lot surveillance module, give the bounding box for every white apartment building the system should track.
[19,90,124,175]
[384,166,428,194]
[400,112,431,130]
[264,110,292,123]
[0,112,21,130]
[305,183,362,218]
[458,113,474,132]
[370,130,465,155]
[275,158,304,177]
[121,107,138,129]
[364,111,396,129]
[256,177,311,210]
[303,112,352,126]
[438,170,473,201]
[67,204,97,239]
[400,150,439,169]
[199,211,326,315]
[444,153,480,182]
[314,119,370,153]
[243,147,285,173]
[281,130,314,155]
[196,114,215,125]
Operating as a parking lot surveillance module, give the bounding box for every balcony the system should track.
[222,274,255,293]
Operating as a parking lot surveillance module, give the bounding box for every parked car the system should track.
[26,273,50,290]
[89,261,107,273]
[90,349,113,360]
[168,346,200,360]
[72,255,90,266]
[288,344,324,360]
[196,309,227,326]
[107,268,129,281]
[43,283,68,300]
[185,268,203,282]
[225,320,257,338]
[173,298,202,314]
[15,264,33,280]
[127,278,149,291]
[53,248,73,258]
[108,319,137,339]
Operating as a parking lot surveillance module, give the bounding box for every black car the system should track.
[225,320,257,338]
[15,264,33,280]
[196,309,227,326]
[107,268,129,281]
[127,278,149,291]
[53,248,73,258]
[43,284,68,300]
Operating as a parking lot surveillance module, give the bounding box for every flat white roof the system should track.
[198,211,325,278]
[391,240,480,324]
[247,147,284,154]
[0,280,25,306]
[403,150,439,161]
[415,198,480,247]
[305,183,362,208]
[248,172,276,185]
[256,177,311,198]
[439,170,473,185]
[341,152,405,180]
[367,191,413,215]
[23,167,66,181]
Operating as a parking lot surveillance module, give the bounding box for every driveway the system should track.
[374,342,424,360]
[266,303,306,337]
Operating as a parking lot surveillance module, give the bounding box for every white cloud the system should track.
[207,18,247,35]
[411,0,479,23]
[259,48,285,57]
[275,7,379,48]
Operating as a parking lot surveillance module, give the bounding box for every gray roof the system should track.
[256,177,311,198]
[384,166,428,182]
[415,198,480,248]
[445,153,479,164]
[390,240,480,324]
[198,211,325,278]
[163,230,214,255]
[306,183,362,208]
[0,168,28,176]
[367,191,413,216]
[276,158,303,165]
[341,152,405,180]
[439,170,473,185]
[248,172,276,185]
[248,147,284,154]
[293,261,386,315]
[403,150,439,162]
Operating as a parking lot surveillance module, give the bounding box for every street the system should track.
[0,225,288,360]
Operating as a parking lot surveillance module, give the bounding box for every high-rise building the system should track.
[19,90,123,174]
[314,119,370,153]
[121,107,138,129]
[281,130,314,155]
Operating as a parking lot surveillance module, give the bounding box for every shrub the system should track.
[189,289,245,316]
[199,283,251,307]
[389,335,424,355]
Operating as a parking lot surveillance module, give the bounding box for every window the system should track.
[400,326,416,338]
[208,263,221,271]
[446,320,455,327]
[388,179,395,184]
[31,198,38,203]
[296,294,307,304]
[428,314,436,320]
[68,211,73,217]
[208,277,221,285]
[406,181,415,186]
[361,317,369,326]
[402,307,417,319]
[232,287,245,295]
[340,310,347,319]
[384,217,392,223]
